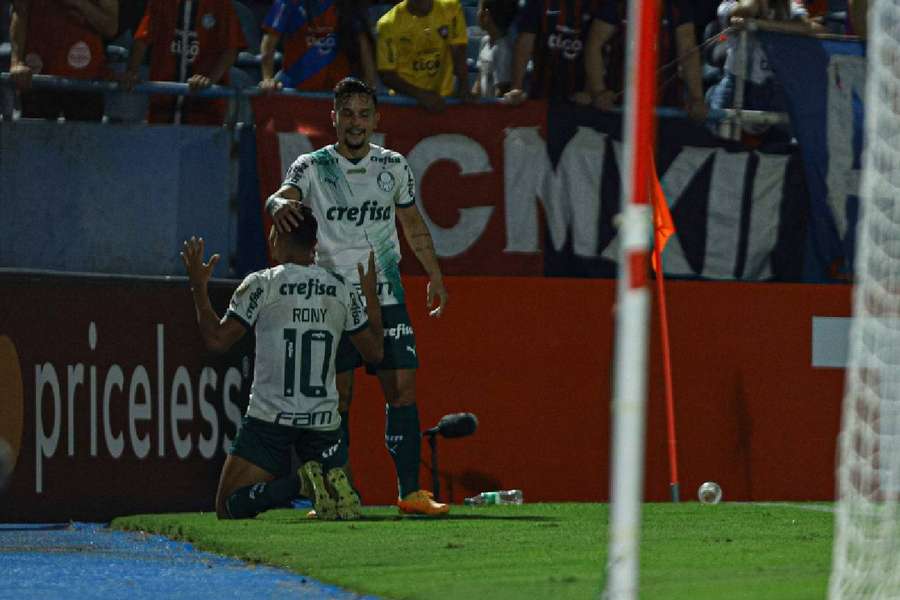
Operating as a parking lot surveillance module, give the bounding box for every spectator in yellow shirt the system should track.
[376,0,473,112]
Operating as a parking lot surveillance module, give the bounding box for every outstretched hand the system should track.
[271,198,304,233]
[259,78,283,94]
[180,236,220,290]
[426,276,447,317]
[501,88,528,107]
[357,251,378,298]
[9,64,33,90]
[187,74,213,92]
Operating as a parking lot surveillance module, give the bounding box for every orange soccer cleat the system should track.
[397,490,450,516]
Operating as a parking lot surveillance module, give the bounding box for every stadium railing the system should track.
[0,72,789,132]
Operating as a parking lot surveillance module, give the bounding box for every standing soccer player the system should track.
[182,207,384,520]
[266,77,450,516]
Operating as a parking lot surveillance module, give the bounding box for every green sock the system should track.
[338,410,360,500]
[340,410,350,449]
[385,404,421,498]
[225,474,299,519]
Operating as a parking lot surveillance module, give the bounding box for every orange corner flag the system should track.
[650,153,675,272]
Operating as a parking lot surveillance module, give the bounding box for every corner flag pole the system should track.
[604,0,659,595]
[649,158,680,504]
[653,244,679,503]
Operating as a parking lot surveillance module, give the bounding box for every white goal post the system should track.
[829,2,900,597]
[603,0,660,596]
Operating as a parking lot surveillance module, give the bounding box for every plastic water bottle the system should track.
[463,489,524,506]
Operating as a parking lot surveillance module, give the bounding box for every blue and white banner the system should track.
[537,105,809,280]
[759,31,866,282]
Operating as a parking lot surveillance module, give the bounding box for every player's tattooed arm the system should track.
[266,185,304,233]
[397,205,448,317]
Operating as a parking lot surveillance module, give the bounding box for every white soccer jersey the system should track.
[282,143,415,306]
[227,263,368,430]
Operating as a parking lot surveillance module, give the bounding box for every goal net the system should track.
[829,5,900,597]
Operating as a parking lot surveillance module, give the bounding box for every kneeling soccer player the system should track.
[181,207,383,520]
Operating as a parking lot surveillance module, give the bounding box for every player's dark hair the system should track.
[334,77,378,109]
[284,205,318,251]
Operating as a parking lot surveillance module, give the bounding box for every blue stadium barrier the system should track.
[0,119,234,277]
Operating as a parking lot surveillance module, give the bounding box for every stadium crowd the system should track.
[0,0,864,135]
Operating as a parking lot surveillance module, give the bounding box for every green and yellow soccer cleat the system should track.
[299,461,336,521]
[397,490,449,516]
[326,467,362,521]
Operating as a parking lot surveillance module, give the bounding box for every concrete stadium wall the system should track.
[0,121,235,277]
[0,271,850,521]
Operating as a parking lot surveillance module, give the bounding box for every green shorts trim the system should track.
[229,416,347,477]
[336,303,419,374]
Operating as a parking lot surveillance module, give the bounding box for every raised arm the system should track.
[123,6,152,90]
[181,237,246,353]
[357,31,379,91]
[503,31,535,106]
[260,31,283,91]
[9,0,32,90]
[448,0,472,101]
[396,204,447,317]
[582,18,617,110]
[349,252,384,364]
[674,22,707,121]
[450,43,473,100]
[120,37,148,89]
[266,184,305,233]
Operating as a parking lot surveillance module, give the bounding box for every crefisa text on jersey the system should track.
[279,279,337,299]
[325,200,392,226]
[369,154,401,164]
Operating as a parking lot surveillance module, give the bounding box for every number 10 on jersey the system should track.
[283,328,334,398]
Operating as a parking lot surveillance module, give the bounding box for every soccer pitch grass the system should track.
[112,502,834,599]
